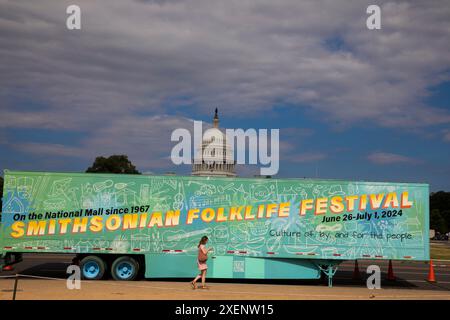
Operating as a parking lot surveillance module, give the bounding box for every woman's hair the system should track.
[198,235,208,248]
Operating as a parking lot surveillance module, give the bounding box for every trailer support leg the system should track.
[318,264,338,287]
[12,274,19,300]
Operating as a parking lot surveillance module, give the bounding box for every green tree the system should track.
[430,209,447,233]
[86,155,140,174]
[0,176,3,213]
[430,191,450,233]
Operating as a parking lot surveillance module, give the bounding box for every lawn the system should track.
[430,242,450,260]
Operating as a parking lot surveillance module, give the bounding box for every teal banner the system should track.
[1,170,429,261]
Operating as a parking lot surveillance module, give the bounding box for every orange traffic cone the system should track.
[427,259,436,282]
[387,260,396,281]
[352,260,361,280]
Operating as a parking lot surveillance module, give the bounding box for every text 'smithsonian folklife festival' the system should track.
[1,171,429,260]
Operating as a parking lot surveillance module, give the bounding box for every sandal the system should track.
[200,286,209,290]
[191,281,197,289]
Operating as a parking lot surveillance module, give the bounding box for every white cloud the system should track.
[367,152,419,165]
[9,114,195,171]
[443,130,450,143]
[286,152,327,163]
[12,142,83,158]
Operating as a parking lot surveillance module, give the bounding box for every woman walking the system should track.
[191,235,213,289]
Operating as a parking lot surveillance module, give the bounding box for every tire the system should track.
[111,256,139,281]
[80,255,107,280]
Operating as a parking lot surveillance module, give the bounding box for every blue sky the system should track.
[0,0,449,191]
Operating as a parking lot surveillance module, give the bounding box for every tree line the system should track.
[430,191,450,233]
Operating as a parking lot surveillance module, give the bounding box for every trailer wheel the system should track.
[111,256,139,281]
[80,255,106,280]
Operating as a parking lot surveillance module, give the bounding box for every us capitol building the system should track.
[191,109,236,177]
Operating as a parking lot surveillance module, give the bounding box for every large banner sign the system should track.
[1,171,429,260]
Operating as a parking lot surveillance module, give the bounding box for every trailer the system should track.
[0,170,429,285]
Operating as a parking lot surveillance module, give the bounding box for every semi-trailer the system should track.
[0,170,429,286]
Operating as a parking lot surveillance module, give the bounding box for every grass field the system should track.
[431,242,450,260]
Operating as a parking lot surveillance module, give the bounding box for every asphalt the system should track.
[0,253,449,300]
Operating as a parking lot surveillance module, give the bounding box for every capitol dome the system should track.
[192,109,236,177]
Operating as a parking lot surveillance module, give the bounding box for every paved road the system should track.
[1,254,449,299]
[337,259,450,291]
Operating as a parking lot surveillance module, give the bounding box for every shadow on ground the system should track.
[7,262,449,292]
